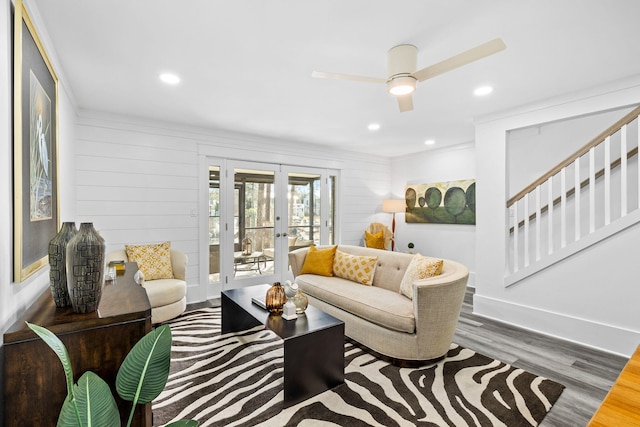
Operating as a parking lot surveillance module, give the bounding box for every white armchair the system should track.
[365,222,393,250]
[106,248,187,323]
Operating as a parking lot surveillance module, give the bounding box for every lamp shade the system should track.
[382,199,406,213]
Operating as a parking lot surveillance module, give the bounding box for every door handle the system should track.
[282,233,288,237]
[276,233,281,238]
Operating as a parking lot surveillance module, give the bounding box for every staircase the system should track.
[506,105,640,286]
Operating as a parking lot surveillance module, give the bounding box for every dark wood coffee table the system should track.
[221,284,345,407]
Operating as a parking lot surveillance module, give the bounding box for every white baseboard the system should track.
[474,293,639,357]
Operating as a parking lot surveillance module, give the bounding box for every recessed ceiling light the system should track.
[368,123,381,131]
[160,73,180,84]
[424,139,435,146]
[474,85,493,96]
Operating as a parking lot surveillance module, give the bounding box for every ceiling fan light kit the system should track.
[312,38,506,112]
[388,75,417,95]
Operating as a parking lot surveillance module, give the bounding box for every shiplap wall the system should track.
[75,112,391,302]
[0,0,79,344]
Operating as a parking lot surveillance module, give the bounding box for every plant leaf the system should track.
[26,322,75,401]
[116,324,172,405]
[57,371,120,427]
[166,421,199,427]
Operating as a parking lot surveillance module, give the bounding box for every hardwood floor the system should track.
[187,287,629,426]
[454,288,629,427]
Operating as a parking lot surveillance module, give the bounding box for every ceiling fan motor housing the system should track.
[387,44,417,77]
[387,44,418,94]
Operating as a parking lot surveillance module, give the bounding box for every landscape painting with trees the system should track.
[405,179,476,225]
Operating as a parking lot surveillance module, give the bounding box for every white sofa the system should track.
[106,249,187,324]
[289,245,468,365]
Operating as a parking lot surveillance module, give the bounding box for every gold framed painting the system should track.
[13,0,59,282]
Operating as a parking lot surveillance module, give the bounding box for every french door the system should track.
[206,158,337,292]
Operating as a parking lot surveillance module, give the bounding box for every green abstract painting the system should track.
[405,179,476,225]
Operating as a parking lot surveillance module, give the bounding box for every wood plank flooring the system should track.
[187,287,630,426]
[454,288,629,427]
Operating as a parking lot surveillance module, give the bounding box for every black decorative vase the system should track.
[66,222,106,313]
[48,222,77,307]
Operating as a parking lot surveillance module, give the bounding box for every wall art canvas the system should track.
[13,0,59,282]
[405,179,476,225]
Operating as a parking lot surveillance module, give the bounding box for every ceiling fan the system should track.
[311,38,506,112]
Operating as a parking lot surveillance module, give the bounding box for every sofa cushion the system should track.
[364,230,385,249]
[331,245,414,292]
[299,245,337,276]
[125,241,174,280]
[399,254,444,299]
[333,250,377,286]
[297,274,415,333]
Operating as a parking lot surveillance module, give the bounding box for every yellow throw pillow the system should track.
[333,250,378,286]
[365,230,386,249]
[125,241,174,281]
[299,245,337,277]
[399,254,444,299]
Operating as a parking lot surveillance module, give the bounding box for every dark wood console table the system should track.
[3,263,152,427]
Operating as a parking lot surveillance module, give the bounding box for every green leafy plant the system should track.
[27,322,198,427]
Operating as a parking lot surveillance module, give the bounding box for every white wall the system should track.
[74,112,391,303]
[390,143,476,286]
[475,76,640,357]
[0,0,77,340]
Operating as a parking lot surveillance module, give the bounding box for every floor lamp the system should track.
[382,199,405,251]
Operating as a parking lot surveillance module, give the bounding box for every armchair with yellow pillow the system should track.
[364,222,393,250]
[106,241,187,324]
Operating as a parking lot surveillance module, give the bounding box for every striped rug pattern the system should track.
[153,308,564,426]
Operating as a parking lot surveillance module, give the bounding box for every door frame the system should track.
[201,157,340,299]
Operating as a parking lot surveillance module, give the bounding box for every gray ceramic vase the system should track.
[48,222,77,307]
[66,222,106,313]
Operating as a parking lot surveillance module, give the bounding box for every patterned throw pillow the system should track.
[365,230,386,249]
[333,250,378,286]
[125,241,174,281]
[399,254,444,299]
[299,245,337,277]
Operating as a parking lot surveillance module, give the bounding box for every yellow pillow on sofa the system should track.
[125,241,174,281]
[333,250,378,286]
[399,254,443,299]
[299,245,337,276]
[365,230,385,249]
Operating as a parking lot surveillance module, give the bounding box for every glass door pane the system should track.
[279,168,338,276]
[226,164,279,288]
[288,173,321,248]
[208,166,221,284]
[328,174,337,245]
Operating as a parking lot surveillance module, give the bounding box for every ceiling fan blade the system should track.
[397,94,414,112]
[311,70,386,84]
[411,38,506,82]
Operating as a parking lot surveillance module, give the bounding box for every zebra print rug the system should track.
[153,308,564,426]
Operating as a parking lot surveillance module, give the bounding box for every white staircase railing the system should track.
[506,105,640,285]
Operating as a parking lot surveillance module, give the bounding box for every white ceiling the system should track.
[31,0,640,157]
